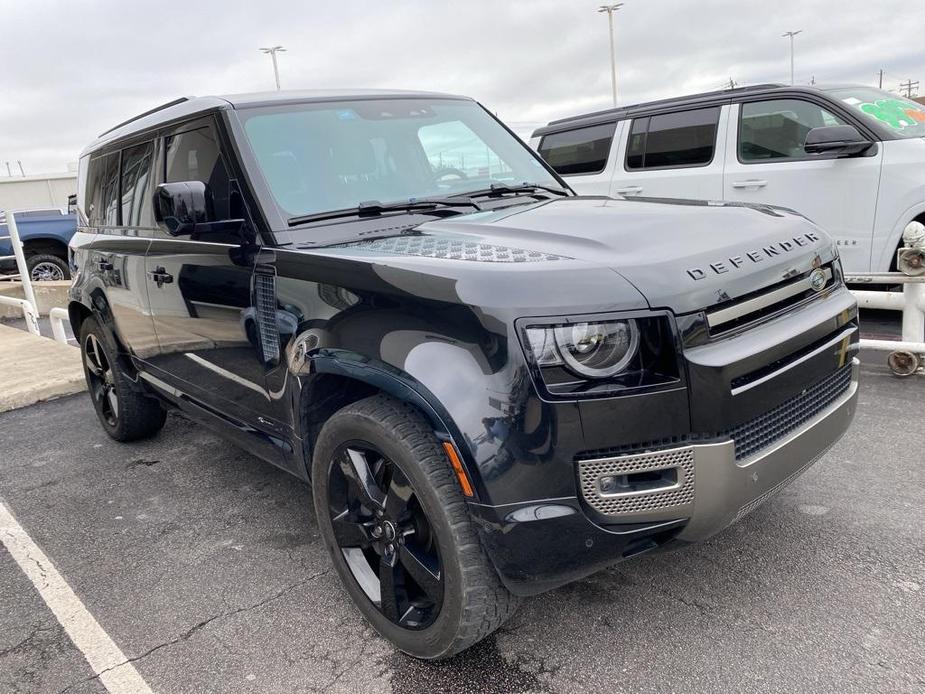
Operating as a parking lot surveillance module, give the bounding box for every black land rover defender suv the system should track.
[69,90,859,659]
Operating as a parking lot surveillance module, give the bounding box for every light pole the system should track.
[781,30,802,85]
[598,4,624,107]
[259,46,286,90]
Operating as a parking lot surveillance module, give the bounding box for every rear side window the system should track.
[120,142,155,227]
[85,152,120,227]
[538,123,616,175]
[165,126,231,220]
[739,99,848,162]
[625,107,720,170]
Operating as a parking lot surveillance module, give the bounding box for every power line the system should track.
[899,79,919,98]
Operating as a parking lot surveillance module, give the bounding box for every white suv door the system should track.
[609,105,728,200]
[724,99,882,273]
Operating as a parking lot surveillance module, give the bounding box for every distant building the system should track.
[0,172,76,212]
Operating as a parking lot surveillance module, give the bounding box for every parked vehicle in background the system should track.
[532,84,925,275]
[0,208,76,280]
[70,89,858,659]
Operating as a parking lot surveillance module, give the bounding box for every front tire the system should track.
[312,395,519,659]
[80,317,166,442]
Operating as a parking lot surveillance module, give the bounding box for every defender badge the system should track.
[809,268,827,292]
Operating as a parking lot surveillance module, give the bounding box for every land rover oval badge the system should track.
[809,268,827,292]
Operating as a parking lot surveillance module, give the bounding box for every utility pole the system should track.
[878,69,884,89]
[17,161,25,177]
[782,30,802,85]
[899,79,919,98]
[598,4,624,107]
[259,46,286,90]
[727,77,737,89]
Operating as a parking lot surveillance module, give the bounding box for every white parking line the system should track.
[0,501,153,694]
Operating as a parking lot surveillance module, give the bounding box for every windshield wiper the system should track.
[288,197,481,227]
[456,183,572,200]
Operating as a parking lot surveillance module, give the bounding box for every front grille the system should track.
[718,364,853,461]
[578,447,695,517]
[706,264,835,336]
[575,364,854,466]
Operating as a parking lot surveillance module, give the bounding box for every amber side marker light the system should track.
[442,441,474,497]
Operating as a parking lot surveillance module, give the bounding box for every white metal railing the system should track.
[49,306,71,344]
[0,209,40,334]
[849,276,925,375]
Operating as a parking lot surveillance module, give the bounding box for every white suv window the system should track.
[739,99,847,163]
[537,123,616,175]
[625,107,720,170]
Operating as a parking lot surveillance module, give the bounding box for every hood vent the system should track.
[336,235,567,263]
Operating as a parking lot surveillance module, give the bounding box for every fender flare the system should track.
[67,293,143,388]
[303,351,484,501]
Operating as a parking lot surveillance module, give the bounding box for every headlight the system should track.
[522,315,679,398]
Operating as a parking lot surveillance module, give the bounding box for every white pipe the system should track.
[0,294,40,335]
[860,338,925,353]
[902,282,925,344]
[48,306,71,344]
[853,290,906,311]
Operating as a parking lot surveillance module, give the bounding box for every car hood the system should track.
[413,196,838,314]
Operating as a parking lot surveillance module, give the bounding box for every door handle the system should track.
[96,260,113,272]
[731,179,768,189]
[146,267,174,288]
[615,186,644,196]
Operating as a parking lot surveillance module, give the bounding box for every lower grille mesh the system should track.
[578,447,694,517]
[718,364,853,461]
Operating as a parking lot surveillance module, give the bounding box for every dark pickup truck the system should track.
[0,208,76,280]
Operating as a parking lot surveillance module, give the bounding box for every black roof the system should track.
[531,83,861,138]
[82,89,470,157]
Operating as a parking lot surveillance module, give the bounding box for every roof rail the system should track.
[545,83,789,128]
[98,97,193,137]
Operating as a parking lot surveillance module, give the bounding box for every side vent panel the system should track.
[254,271,280,364]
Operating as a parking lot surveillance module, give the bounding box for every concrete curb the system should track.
[0,323,85,412]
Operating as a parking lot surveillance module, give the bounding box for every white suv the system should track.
[531,84,925,274]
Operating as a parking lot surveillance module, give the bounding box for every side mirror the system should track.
[66,193,77,216]
[153,181,210,236]
[804,125,873,157]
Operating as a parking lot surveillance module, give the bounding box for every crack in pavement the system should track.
[55,567,331,694]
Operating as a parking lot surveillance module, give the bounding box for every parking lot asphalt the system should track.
[1,356,923,694]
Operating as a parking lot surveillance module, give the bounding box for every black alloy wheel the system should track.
[84,332,119,427]
[328,442,444,629]
[79,317,166,442]
[312,395,519,659]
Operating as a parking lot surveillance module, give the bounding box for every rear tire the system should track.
[79,317,166,442]
[312,395,519,659]
[27,253,70,281]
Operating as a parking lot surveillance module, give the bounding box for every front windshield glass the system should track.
[826,87,925,139]
[238,98,559,218]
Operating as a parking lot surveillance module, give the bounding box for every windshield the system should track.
[826,87,925,139]
[237,98,560,219]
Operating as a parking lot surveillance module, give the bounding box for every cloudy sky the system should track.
[1,0,922,174]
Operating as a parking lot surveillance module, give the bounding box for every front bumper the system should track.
[471,358,859,596]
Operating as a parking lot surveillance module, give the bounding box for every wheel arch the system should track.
[68,296,140,381]
[22,236,68,258]
[297,354,482,501]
